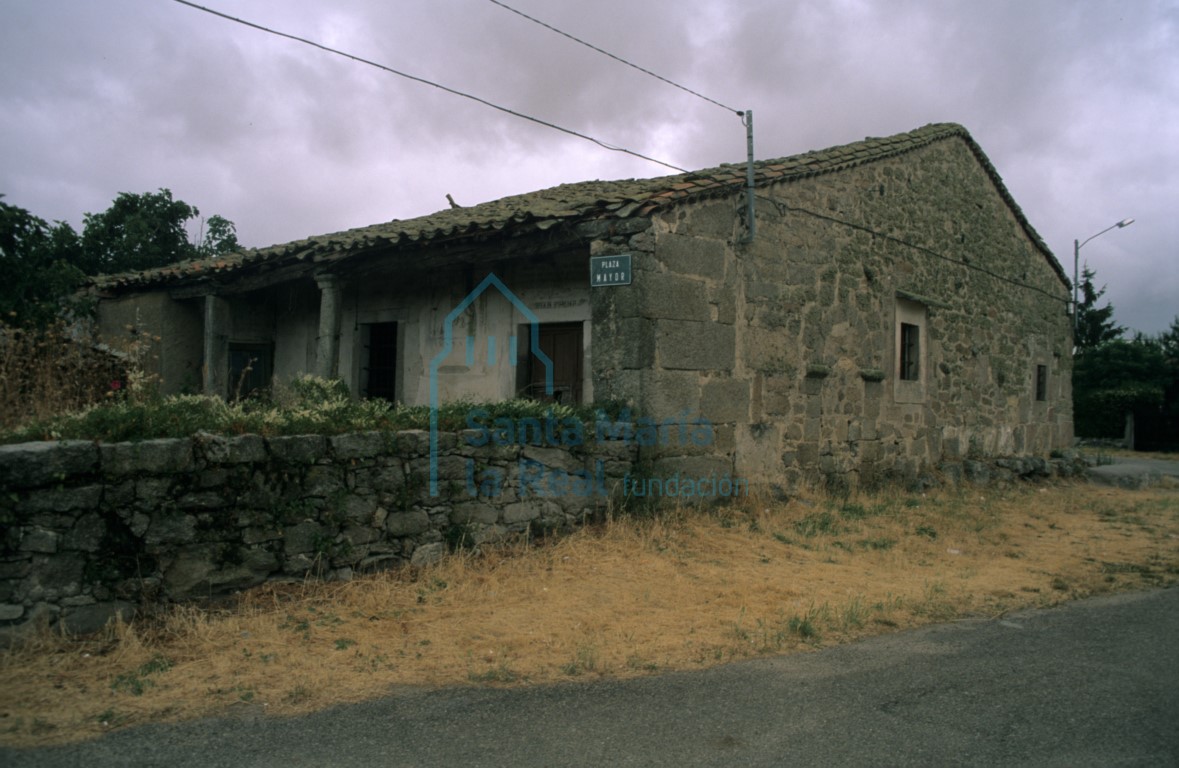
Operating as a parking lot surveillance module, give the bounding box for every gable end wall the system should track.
[595,137,1073,491]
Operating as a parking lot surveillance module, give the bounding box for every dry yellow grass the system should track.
[0,323,126,432]
[2,481,1177,747]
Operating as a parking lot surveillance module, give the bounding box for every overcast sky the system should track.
[1,0,1175,333]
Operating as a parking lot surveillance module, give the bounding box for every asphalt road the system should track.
[1087,456,1179,489]
[3,587,1177,768]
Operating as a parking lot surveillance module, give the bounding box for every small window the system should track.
[1035,365,1048,401]
[899,323,920,381]
[228,343,273,400]
[894,298,926,404]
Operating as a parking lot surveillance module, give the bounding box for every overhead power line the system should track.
[170,0,689,174]
[171,1,1055,304]
[757,194,1069,305]
[488,0,742,116]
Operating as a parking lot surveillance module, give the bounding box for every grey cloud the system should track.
[1,0,1176,332]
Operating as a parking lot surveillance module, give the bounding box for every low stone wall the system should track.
[0,427,1085,636]
[0,430,636,634]
[935,454,1087,488]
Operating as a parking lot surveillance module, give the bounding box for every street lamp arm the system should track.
[1077,218,1135,252]
[1072,217,1134,338]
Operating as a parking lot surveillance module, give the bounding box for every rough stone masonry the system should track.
[0,429,634,635]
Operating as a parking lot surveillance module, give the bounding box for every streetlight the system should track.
[1073,217,1134,333]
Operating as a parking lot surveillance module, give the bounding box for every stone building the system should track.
[94,122,1073,490]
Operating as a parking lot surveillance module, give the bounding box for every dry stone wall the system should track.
[0,430,635,634]
[591,136,1074,493]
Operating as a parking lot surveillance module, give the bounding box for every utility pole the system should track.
[742,110,755,243]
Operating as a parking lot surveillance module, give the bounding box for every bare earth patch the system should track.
[2,481,1177,747]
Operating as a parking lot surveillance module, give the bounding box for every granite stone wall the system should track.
[590,136,1074,492]
[0,430,635,634]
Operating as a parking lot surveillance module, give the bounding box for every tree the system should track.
[78,189,203,274]
[1072,337,1168,439]
[1148,316,1179,450]
[1073,265,1123,353]
[0,191,241,328]
[1158,316,1179,363]
[1069,266,1176,446]
[77,188,241,274]
[0,200,86,328]
[196,214,240,257]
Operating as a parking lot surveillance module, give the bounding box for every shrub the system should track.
[0,322,127,432]
[0,374,638,446]
[277,374,352,406]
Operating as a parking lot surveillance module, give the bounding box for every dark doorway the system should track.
[362,322,398,402]
[228,343,273,400]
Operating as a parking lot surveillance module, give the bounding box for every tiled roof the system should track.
[93,122,1063,291]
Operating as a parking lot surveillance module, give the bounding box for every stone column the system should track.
[203,294,229,397]
[315,274,342,380]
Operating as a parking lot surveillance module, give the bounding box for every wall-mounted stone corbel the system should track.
[803,364,831,396]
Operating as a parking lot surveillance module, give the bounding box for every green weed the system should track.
[788,615,818,640]
[838,597,868,630]
[111,655,172,696]
[560,644,599,676]
[468,663,519,683]
[794,511,841,537]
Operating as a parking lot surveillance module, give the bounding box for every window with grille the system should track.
[894,298,927,403]
[899,322,920,381]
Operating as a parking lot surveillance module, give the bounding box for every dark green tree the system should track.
[78,188,203,274]
[1073,265,1123,353]
[1158,316,1179,363]
[0,200,86,328]
[77,189,241,274]
[196,214,240,257]
[1,191,241,327]
[1072,337,1168,439]
[1149,316,1179,450]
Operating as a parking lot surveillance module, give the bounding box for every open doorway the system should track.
[361,321,398,402]
[228,342,273,400]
